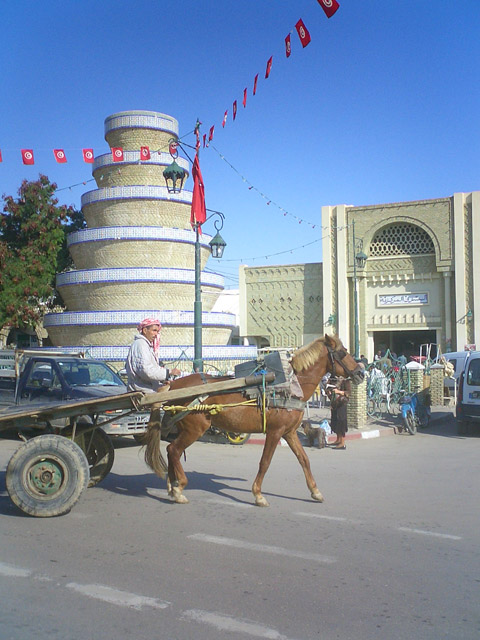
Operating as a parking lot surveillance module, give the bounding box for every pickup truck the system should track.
[0,350,149,437]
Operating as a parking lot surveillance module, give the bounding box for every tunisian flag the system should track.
[317,0,340,18]
[112,147,124,162]
[265,56,273,78]
[21,149,34,165]
[295,19,311,47]
[140,146,151,160]
[83,148,94,163]
[285,34,292,58]
[53,149,67,163]
[190,154,206,230]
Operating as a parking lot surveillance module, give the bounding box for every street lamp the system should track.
[162,137,226,372]
[352,220,368,359]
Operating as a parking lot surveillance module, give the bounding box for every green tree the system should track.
[0,175,81,334]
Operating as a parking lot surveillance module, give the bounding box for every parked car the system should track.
[0,351,149,437]
[456,351,480,434]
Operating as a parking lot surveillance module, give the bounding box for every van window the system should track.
[466,360,480,386]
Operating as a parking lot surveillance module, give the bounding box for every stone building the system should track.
[44,110,256,369]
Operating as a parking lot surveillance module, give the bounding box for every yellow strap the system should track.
[163,399,258,416]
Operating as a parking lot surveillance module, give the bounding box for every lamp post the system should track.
[163,138,226,372]
[352,220,368,359]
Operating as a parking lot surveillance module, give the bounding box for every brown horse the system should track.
[143,334,364,506]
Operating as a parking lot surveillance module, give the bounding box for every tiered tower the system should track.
[44,110,255,368]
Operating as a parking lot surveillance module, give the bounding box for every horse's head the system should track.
[324,334,365,385]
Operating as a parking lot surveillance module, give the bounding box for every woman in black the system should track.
[327,376,351,450]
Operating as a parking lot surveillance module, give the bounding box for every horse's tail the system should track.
[142,408,168,479]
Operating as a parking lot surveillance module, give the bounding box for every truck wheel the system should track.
[5,435,89,517]
[75,428,114,487]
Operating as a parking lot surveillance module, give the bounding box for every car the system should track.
[456,351,480,434]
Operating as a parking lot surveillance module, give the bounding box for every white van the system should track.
[456,351,480,434]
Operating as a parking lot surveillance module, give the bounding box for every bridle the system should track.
[326,344,364,381]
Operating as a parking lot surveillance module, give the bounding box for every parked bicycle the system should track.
[398,391,431,435]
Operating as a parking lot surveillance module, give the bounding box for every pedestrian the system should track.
[359,354,369,366]
[326,375,351,450]
[125,318,181,393]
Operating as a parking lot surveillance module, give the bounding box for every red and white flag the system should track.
[233,100,237,121]
[190,154,206,230]
[285,34,292,58]
[317,0,340,18]
[243,88,247,108]
[53,149,67,163]
[208,125,215,142]
[169,141,178,157]
[222,110,228,127]
[21,149,34,165]
[83,148,94,163]
[253,73,259,95]
[0,149,2,163]
[140,146,150,160]
[112,147,124,162]
[295,19,311,48]
[203,134,207,148]
[265,56,273,79]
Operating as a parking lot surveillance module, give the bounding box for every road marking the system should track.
[397,527,461,540]
[0,561,31,578]
[183,609,296,639]
[296,512,364,525]
[65,583,171,610]
[206,498,254,509]
[187,533,336,564]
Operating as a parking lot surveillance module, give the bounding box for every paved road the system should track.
[0,416,478,640]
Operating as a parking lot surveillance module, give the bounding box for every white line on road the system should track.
[0,561,31,578]
[296,511,363,524]
[183,609,298,639]
[206,498,254,509]
[65,582,171,610]
[188,533,336,564]
[397,527,462,540]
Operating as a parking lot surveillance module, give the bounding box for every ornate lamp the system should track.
[163,160,186,194]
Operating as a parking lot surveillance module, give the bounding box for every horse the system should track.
[142,334,364,507]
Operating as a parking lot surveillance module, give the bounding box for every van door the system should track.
[460,355,480,419]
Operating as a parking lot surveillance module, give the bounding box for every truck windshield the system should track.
[58,361,123,387]
[466,360,480,386]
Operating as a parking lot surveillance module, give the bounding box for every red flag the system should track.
[53,149,67,163]
[222,110,228,127]
[285,34,292,58]
[83,148,94,163]
[21,149,34,165]
[112,147,124,162]
[295,19,311,48]
[140,146,150,160]
[190,154,206,230]
[253,73,259,95]
[203,134,206,148]
[317,0,340,18]
[233,100,237,121]
[265,56,273,79]
[0,149,2,163]
[243,88,247,108]
[169,141,178,157]
[208,125,215,142]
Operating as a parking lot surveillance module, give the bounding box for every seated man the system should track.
[126,318,181,393]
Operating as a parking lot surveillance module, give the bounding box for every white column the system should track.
[443,271,452,348]
[453,192,467,350]
[336,205,350,347]
[471,192,480,347]
[321,206,334,330]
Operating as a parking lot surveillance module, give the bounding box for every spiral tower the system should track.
[44,110,256,367]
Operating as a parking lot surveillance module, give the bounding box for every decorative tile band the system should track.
[81,185,192,207]
[43,344,258,362]
[56,268,224,288]
[67,226,211,248]
[43,310,235,328]
[104,111,178,136]
[92,151,189,171]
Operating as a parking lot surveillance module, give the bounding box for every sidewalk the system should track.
[246,403,455,446]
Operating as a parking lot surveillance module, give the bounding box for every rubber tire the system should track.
[76,428,115,487]
[225,432,250,445]
[5,435,90,517]
[403,412,417,435]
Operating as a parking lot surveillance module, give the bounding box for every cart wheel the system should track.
[75,428,114,487]
[5,435,90,518]
[225,432,250,445]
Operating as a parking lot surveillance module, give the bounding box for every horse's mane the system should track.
[291,335,339,372]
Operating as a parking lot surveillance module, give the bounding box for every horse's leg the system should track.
[251,426,284,507]
[166,414,210,504]
[282,429,324,502]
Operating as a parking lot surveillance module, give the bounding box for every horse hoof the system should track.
[171,486,189,504]
[311,490,324,502]
[175,495,189,504]
[255,496,270,507]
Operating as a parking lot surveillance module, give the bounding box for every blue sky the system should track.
[2,1,479,288]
